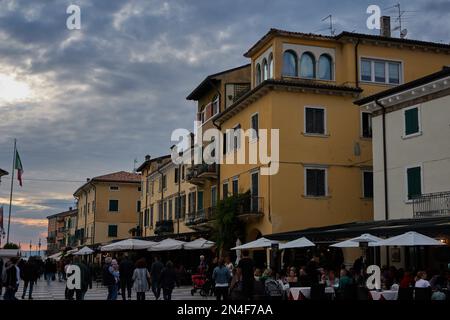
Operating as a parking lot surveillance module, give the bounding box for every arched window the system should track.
[282,50,297,77]
[262,59,268,81]
[268,53,274,79]
[300,52,315,78]
[318,54,332,80]
[256,63,261,85]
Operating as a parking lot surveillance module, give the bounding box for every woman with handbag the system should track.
[132,258,151,301]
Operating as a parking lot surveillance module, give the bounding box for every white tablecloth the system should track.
[369,290,398,300]
[289,286,335,300]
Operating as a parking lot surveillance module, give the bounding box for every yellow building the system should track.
[74,171,141,246]
[209,28,450,242]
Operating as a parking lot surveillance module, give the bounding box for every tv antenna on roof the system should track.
[133,158,138,173]
[392,3,408,38]
[321,15,335,36]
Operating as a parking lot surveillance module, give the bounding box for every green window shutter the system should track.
[405,108,419,135]
[407,167,422,199]
[108,225,117,237]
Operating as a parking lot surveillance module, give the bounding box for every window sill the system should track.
[360,136,372,141]
[302,195,330,200]
[108,211,119,213]
[361,197,373,201]
[360,80,401,87]
[402,131,422,140]
[301,132,329,138]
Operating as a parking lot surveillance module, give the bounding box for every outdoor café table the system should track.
[288,286,335,300]
[369,290,398,300]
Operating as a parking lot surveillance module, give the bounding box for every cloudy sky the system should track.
[0,0,448,250]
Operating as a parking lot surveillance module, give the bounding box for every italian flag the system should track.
[15,150,24,187]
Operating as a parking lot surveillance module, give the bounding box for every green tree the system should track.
[212,191,248,257]
[3,242,20,249]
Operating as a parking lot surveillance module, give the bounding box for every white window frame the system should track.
[303,106,327,136]
[359,57,403,85]
[402,105,422,139]
[360,111,373,138]
[361,170,374,199]
[404,164,423,203]
[304,165,328,197]
[250,112,259,142]
[232,176,239,195]
[222,181,229,199]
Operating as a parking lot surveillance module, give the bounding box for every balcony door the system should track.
[251,171,259,212]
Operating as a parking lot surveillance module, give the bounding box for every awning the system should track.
[375,231,445,247]
[183,238,215,250]
[0,249,20,258]
[47,252,63,261]
[148,238,186,251]
[330,234,383,248]
[74,246,94,255]
[279,237,315,250]
[101,239,157,252]
[231,237,280,250]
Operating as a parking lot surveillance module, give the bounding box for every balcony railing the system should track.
[186,164,218,185]
[155,220,174,235]
[236,196,264,216]
[185,207,216,226]
[413,191,450,218]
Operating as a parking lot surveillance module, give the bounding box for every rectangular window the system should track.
[374,61,385,83]
[404,107,420,136]
[181,166,185,180]
[361,59,372,81]
[137,200,141,213]
[109,200,119,212]
[108,225,118,237]
[407,166,422,200]
[211,186,217,207]
[233,124,241,150]
[150,205,154,227]
[305,168,326,197]
[251,171,259,212]
[197,191,203,211]
[305,107,325,134]
[223,132,227,154]
[188,192,196,214]
[361,58,401,84]
[174,167,179,183]
[158,202,162,221]
[169,199,173,220]
[363,171,373,198]
[361,112,372,138]
[87,203,90,214]
[223,182,229,199]
[92,200,95,213]
[110,186,119,191]
[144,209,149,227]
[181,194,186,218]
[251,113,259,140]
[174,196,180,219]
[232,178,239,195]
[151,181,154,195]
[163,201,168,220]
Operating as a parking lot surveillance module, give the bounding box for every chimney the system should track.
[86,178,90,182]
[380,16,391,37]
[69,207,72,211]
[145,155,151,161]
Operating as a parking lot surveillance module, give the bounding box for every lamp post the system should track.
[38,238,41,257]
[29,240,32,257]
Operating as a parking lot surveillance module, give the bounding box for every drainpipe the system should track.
[156,163,164,222]
[92,184,96,246]
[177,163,181,234]
[354,39,361,88]
[84,188,88,246]
[375,99,390,267]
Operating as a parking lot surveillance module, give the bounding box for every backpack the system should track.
[102,264,114,286]
[265,279,283,297]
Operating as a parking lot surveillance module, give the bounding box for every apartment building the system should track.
[74,171,141,246]
[46,207,77,254]
[209,26,450,242]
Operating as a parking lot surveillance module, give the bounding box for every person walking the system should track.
[132,258,150,301]
[44,258,56,286]
[212,258,231,301]
[119,254,134,300]
[159,261,177,301]
[21,259,38,299]
[76,260,92,300]
[237,250,255,300]
[102,257,119,300]
[0,257,4,296]
[150,256,163,300]
[3,257,20,300]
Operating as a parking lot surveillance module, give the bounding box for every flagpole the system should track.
[6,138,16,244]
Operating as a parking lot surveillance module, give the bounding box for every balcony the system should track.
[413,191,450,218]
[185,207,216,231]
[186,164,218,185]
[236,196,264,221]
[155,220,174,235]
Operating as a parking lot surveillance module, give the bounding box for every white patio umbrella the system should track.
[73,246,94,256]
[330,233,383,248]
[47,252,63,261]
[183,238,215,250]
[375,231,445,247]
[148,238,186,251]
[279,237,315,250]
[66,248,79,254]
[231,237,280,250]
[101,239,157,252]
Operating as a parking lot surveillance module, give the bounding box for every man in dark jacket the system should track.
[119,254,134,300]
[72,259,92,300]
[21,259,38,299]
[3,257,19,300]
[159,261,177,301]
[150,256,164,300]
